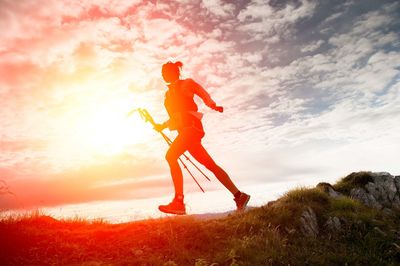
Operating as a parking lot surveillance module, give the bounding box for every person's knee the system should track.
[165,150,178,164]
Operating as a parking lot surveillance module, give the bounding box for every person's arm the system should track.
[186,79,223,112]
[153,120,169,132]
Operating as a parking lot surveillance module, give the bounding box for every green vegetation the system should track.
[333,171,374,194]
[1,174,400,265]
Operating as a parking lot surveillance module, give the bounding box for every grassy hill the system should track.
[1,171,400,265]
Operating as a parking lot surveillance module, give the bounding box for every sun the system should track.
[82,110,144,153]
[59,87,153,157]
[76,105,149,154]
[48,73,157,163]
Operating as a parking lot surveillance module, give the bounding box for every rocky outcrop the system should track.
[349,187,382,209]
[300,206,319,237]
[316,172,400,211]
[349,172,400,210]
[325,216,341,232]
[298,172,400,237]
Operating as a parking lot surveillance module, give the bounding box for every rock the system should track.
[368,172,397,204]
[392,195,400,209]
[350,187,382,209]
[371,172,392,177]
[317,182,343,198]
[300,206,319,237]
[325,216,341,232]
[395,176,400,195]
[346,172,400,212]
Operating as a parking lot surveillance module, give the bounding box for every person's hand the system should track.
[214,106,224,113]
[154,123,165,132]
[211,103,224,113]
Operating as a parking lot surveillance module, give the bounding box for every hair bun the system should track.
[174,61,183,68]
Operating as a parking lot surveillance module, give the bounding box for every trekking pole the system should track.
[157,129,211,182]
[151,125,211,182]
[134,108,211,182]
[128,108,210,192]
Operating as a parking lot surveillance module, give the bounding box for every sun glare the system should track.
[79,107,146,154]
[55,83,153,158]
[41,61,162,170]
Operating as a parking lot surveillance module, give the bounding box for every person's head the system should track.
[162,61,183,84]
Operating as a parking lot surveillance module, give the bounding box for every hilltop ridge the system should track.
[1,171,400,265]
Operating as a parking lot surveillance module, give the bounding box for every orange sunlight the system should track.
[77,105,147,154]
[45,71,156,169]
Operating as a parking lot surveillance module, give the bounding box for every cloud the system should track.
[201,0,235,18]
[1,0,399,212]
[301,40,324,53]
[199,1,400,186]
[237,0,317,42]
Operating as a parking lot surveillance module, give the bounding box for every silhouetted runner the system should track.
[155,61,250,215]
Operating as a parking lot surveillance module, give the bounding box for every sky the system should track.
[1,0,400,215]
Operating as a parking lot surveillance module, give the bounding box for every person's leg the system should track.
[159,133,191,214]
[188,142,240,195]
[165,134,189,196]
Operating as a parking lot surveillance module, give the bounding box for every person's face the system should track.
[162,68,179,84]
